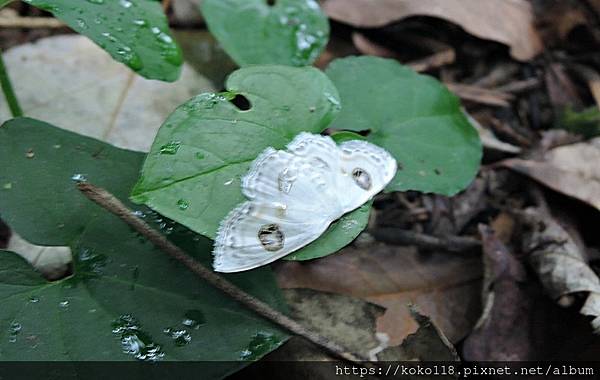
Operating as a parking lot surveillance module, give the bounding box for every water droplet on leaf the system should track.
[163,328,191,346]
[182,310,205,329]
[177,199,189,210]
[71,173,87,182]
[112,314,164,361]
[159,141,181,155]
[239,331,281,360]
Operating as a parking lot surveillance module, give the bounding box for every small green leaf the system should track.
[326,56,482,196]
[330,130,367,143]
[201,0,329,67]
[132,65,367,261]
[558,106,600,138]
[0,118,287,367]
[22,0,182,82]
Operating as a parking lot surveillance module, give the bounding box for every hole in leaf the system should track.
[229,94,252,111]
[0,217,11,249]
[266,0,276,6]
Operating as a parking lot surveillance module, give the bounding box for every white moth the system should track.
[213,132,397,272]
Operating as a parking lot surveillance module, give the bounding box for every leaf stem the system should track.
[0,49,22,117]
[77,182,367,363]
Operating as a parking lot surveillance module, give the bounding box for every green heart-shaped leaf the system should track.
[326,56,482,195]
[201,0,329,66]
[131,65,369,261]
[23,0,182,82]
[0,118,287,367]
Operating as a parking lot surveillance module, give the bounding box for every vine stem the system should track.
[77,182,367,363]
[0,49,22,117]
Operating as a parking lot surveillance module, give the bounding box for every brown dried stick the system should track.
[77,182,366,363]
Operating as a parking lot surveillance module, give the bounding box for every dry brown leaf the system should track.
[274,243,482,345]
[321,0,543,61]
[503,138,600,211]
[446,83,513,107]
[544,63,583,109]
[282,288,385,359]
[521,208,600,332]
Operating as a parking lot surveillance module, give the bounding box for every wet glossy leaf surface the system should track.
[326,56,482,196]
[201,0,329,67]
[23,0,182,82]
[132,65,369,261]
[0,118,287,369]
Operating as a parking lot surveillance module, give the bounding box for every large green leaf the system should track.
[201,0,329,67]
[0,118,287,369]
[326,56,482,196]
[131,65,368,261]
[22,0,182,82]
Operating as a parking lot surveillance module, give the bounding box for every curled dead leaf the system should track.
[321,0,543,61]
[522,208,600,332]
[503,138,600,211]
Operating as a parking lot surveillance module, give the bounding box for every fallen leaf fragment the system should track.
[321,0,543,61]
[275,244,482,345]
[522,208,600,332]
[503,138,600,211]
[379,306,459,362]
[463,225,534,361]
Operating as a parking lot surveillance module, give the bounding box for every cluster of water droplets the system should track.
[159,140,181,155]
[8,322,22,343]
[239,331,281,360]
[78,247,108,276]
[182,92,233,113]
[112,314,165,361]
[24,0,182,73]
[277,4,327,66]
[132,209,179,236]
[162,328,192,347]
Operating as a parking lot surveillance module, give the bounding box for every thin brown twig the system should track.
[77,182,367,363]
[103,71,135,141]
[371,227,481,253]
